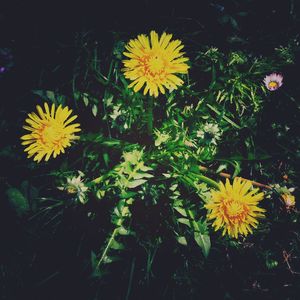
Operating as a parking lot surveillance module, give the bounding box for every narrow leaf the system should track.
[177,218,191,227]
[176,236,188,246]
[194,232,211,258]
[127,179,147,189]
[174,207,188,217]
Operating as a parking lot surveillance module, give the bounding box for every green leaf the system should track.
[103,153,110,167]
[103,255,121,264]
[110,239,125,250]
[117,227,131,236]
[139,165,153,172]
[216,163,227,173]
[92,104,98,117]
[6,187,29,216]
[46,90,56,102]
[120,191,137,199]
[174,207,187,217]
[127,179,147,189]
[83,93,89,106]
[232,161,241,177]
[194,232,211,258]
[132,172,153,180]
[177,218,191,227]
[91,251,98,269]
[176,236,188,246]
[32,89,45,98]
[96,189,106,199]
[169,184,178,191]
[32,90,66,105]
[230,17,239,30]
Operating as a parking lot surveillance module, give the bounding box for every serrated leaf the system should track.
[169,184,178,191]
[174,207,187,217]
[83,93,89,106]
[139,165,153,172]
[120,191,137,199]
[46,90,55,102]
[103,255,120,264]
[96,189,105,199]
[127,179,147,189]
[110,239,125,250]
[92,104,98,117]
[73,91,80,101]
[232,161,241,177]
[32,89,45,98]
[6,187,29,216]
[104,95,114,107]
[117,227,131,236]
[103,153,110,167]
[126,198,134,205]
[121,207,130,217]
[163,173,171,178]
[132,172,153,180]
[216,163,227,173]
[176,236,188,246]
[91,251,98,269]
[194,232,211,258]
[177,218,191,227]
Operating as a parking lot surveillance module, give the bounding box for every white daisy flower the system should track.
[263,73,283,91]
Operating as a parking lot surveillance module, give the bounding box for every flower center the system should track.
[39,122,66,146]
[148,55,164,73]
[67,186,78,194]
[222,199,249,223]
[268,81,278,89]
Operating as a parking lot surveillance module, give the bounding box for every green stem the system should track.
[96,228,118,269]
[211,63,216,86]
[180,174,219,192]
[125,258,136,300]
[194,174,220,190]
[147,96,154,136]
[171,164,219,190]
[207,103,241,129]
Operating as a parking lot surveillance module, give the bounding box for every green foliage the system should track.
[6,187,29,216]
[57,35,297,277]
[5,27,299,299]
[194,46,292,114]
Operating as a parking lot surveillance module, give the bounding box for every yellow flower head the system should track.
[281,193,295,208]
[122,30,189,97]
[205,177,265,239]
[21,102,81,162]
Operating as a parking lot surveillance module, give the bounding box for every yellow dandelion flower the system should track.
[122,30,189,97]
[20,102,81,162]
[205,177,265,239]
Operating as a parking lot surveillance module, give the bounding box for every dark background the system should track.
[1,0,298,105]
[1,1,300,299]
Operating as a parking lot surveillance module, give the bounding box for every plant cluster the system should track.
[2,29,299,297]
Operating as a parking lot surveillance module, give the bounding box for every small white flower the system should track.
[263,73,283,91]
[196,130,205,139]
[154,129,171,147]
[197,122,222,145]
[109,105,122,120]
[122,149,143,164]
[58,173,89,204]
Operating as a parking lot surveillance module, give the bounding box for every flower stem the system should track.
[189,173,220,190]
[96,228,118,269]
[199,165,272,189]
[147,96,154,136]
[211,63,216,86]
